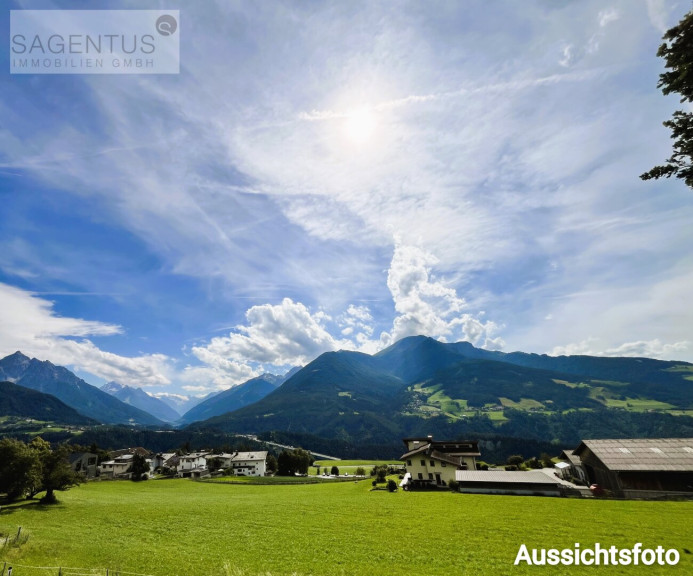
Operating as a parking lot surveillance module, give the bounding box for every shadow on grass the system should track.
[0,497,66,515]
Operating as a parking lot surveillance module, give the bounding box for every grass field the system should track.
[310,460,400,476]
[1,479,692,576]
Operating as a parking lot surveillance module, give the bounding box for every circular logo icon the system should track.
[156,15,178,36]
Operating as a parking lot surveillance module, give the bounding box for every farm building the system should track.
[556,449,588,484]
[572,438,693,498]
[400,436,480,487]
[454,470,564,496]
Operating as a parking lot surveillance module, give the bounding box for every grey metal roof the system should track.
[560,450,582,466]
[455,470,562,485]
[574,438,693,472]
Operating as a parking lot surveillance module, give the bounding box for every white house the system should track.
[100,454,134,478]
[228,451,268,476]
[178,452,209,478]
[400,436,480,487]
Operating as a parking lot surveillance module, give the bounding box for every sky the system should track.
[1,0,692,400]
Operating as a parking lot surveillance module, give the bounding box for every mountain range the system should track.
[177,369,298,425]
[2,337,693,452]
[101,381,181,423]
[0,352,164,426]
[189,336,693,445]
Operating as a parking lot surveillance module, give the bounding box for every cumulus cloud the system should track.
[551,338,690,360]
[185,241,505,388]
[383,241,503,348]
[0,283,173,387]
[190,298,348,370]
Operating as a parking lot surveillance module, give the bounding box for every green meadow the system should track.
[0,479,691,576]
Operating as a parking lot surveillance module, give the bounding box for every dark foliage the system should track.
[641,8,693,187]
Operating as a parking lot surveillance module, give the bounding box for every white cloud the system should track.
[646,0,672,33]
[0,283,172,387]
[191,298,347,370]
[552,338,690,360]
[186,241,505,387]
[383,241,503,348]
[599,8,620,28]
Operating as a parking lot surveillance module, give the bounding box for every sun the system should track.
[344,108,376,144]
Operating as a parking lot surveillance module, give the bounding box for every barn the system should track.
[572,438,693,498]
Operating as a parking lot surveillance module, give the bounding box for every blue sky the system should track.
[1,0,692,400]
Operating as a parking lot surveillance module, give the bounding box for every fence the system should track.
[0,563,155,576]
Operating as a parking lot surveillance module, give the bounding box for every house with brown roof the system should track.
[400,436,480,487]
[573,438,693,498]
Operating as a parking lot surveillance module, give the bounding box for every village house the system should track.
[69,452,98,479]
[99,447,154,479]
[100,453,134,479]
[151,452,179,473]
[572,438,693,498]
[178,452,209,478]
[228,451,268,476]
[400,436,480,487]
[205,451,268,476]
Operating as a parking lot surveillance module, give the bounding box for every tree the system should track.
[37,444,83,504]
[206,456,224,474]
[0,438,41,501]
[266,454,278,474]
[540,452,554,468]
[276,448,312,476]
[371,465,388,483]
[355,467,366,476]
[330,465,340,476]
[387,479,398,492]
[641,8,693,188]
[507,455,524,467]
[130,452,150,481]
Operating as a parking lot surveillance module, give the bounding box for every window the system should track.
[417,473,423,480]
[428,473,433,480]
[420,460,425,466]
[407,459,412,466]
[441,461,446,467]
[430,460,435,467]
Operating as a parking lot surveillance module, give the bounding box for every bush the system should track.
[447,480,459,491]
[372,465,388,483]
[355,467,366,476]
[387,479,398,492]
[507,455,524,467]
[372,480,377,487]
[330,465,339,476]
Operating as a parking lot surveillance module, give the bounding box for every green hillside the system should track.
[190,337,693,449]
[0,380,97,427]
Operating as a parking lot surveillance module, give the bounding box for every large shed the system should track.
[454,470,563,496]
[573,438,693,498]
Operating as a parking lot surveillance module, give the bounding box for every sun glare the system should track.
[344,108,376,144]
